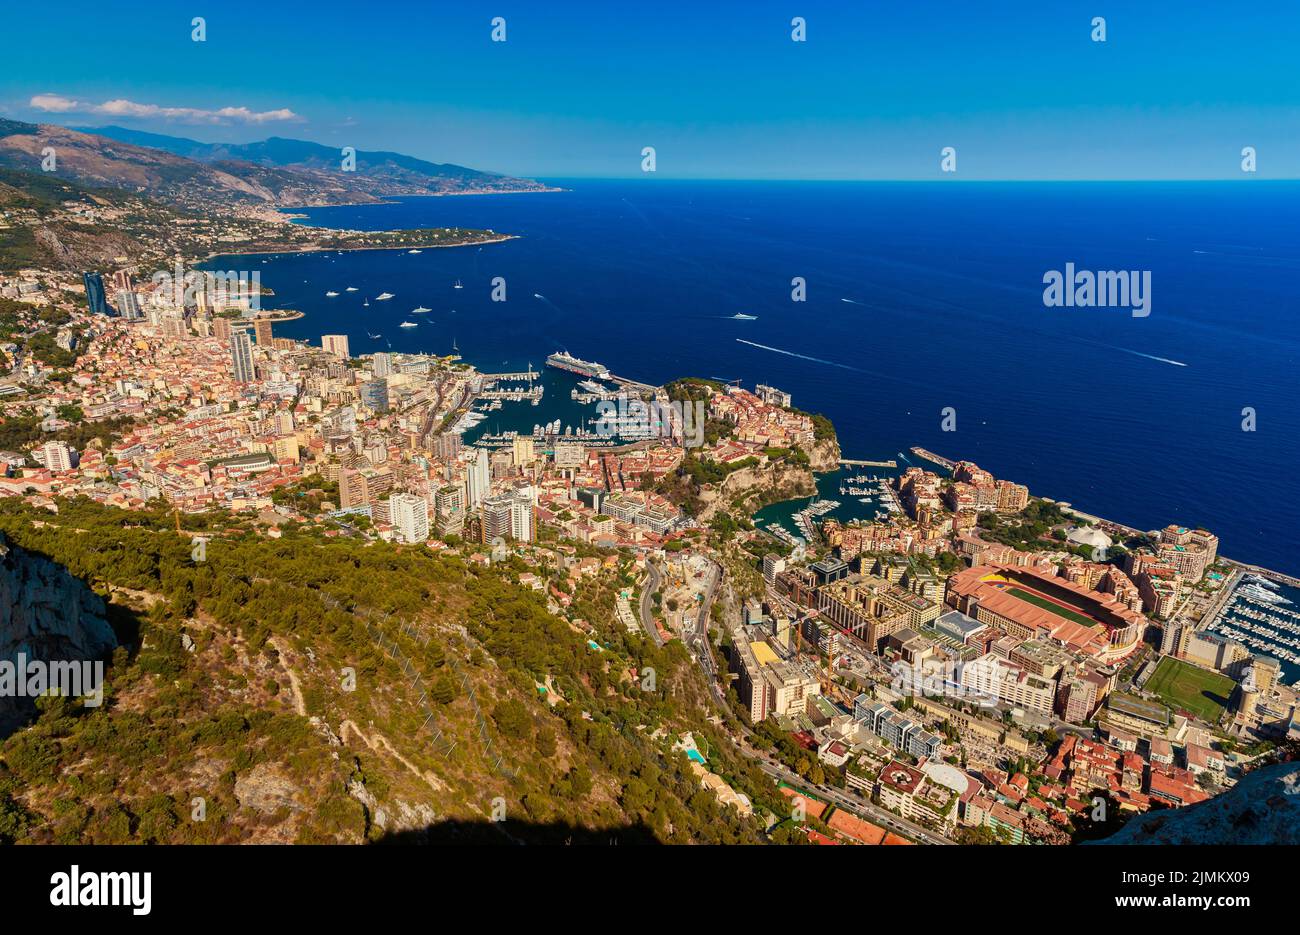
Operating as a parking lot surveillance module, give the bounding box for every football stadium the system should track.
[945,564,1145,663]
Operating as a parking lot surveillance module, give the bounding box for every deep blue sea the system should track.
[207,180,1300,574]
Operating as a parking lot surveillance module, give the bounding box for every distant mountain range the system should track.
[0,119,549,211]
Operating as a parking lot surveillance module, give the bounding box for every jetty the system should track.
[909,447,954,470]
[840,459,897,468]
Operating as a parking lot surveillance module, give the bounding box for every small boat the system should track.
[325,291,339,297]
[411,306,432,314]
[363,298,369,307]
[731,313,758,320]
[375,292,395,301]
[408,249,422,254]
[399,321,418,328]
[367,332,382,339]
[453,280,463,289]
[345,287,358,292]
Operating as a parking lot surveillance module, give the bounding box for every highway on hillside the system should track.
[639,561,665,646]
[689,560,725,705]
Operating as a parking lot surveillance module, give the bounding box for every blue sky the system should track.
[3,0,1298,179]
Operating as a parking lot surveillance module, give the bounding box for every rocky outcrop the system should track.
[0,532,117,734]
[698,460,816,522]
[1092,761,1300,845]
[808,437,841,473]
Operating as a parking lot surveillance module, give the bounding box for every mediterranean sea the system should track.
[205,180,1300,575]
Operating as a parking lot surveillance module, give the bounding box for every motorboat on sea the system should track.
[411,306,433,314]
[325,291,339,297]
[399,321,418,328]
[375,292,395,301]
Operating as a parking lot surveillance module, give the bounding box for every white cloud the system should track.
[29,93,301,125]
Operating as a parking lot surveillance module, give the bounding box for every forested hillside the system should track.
[0,498,783,844]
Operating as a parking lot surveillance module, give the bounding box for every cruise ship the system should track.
[546,351,611,380]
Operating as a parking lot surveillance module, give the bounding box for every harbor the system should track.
[754,463,906,543]
[1203,574,1300,682]
[458,353,662,448]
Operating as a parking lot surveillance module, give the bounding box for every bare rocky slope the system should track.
[0,532,117,736]
[1092,761,1300,845]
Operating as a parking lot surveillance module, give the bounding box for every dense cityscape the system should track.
[2,239,1296,849]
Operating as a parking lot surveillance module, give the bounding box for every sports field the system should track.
[1005,587,1098,627]
[1145,656,1235,723]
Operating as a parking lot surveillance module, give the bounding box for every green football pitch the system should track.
[1145,656,1235,723]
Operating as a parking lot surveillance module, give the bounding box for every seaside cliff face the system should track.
[0,532,117,736]
[697,436,840,522]
[1092,761,1300,845]
[808,437,841,474]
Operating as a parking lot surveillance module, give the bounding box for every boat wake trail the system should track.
[735,338,863,372]
[533,293,566,316]
[1112,347,1188,367]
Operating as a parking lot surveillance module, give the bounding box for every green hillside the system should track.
[0,498,779,844]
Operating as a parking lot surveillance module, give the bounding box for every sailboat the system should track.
[453,279,463,289]
[363,297,369,307]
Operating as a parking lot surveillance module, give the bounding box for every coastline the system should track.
[274,186,565,219]
[770,444,1300,584]
[200,233,518,263]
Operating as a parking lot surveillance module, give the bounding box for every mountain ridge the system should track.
[0,120,550,212]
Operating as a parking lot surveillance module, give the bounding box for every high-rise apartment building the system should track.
[230,330,255,383]
[82,271,108,315]
[360,378,389,412]
[467,447,490,508]
[390,493,430,544]
[41,441,73,472]
[322,334,351,358]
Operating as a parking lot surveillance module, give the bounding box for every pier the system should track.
[609,374,661,395]
[840,458,897,468]
[481,368,539,382]
[909,447,954,470]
